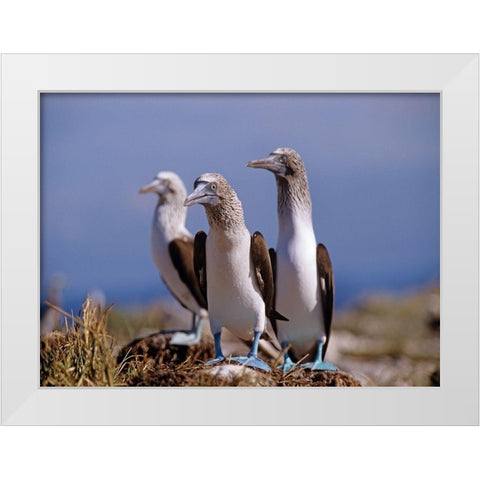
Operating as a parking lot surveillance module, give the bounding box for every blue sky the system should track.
[40,93,439,312]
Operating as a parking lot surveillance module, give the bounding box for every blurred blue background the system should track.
[40,93,439,313]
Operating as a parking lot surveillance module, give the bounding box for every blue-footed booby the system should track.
[139,171,208,345]
[247,148,337,372]
[184,173,287,372]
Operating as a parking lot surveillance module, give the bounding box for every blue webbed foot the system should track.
[205,332,226,365]
[278,356,296,373]
[277,342,296,373]
[226,331,271,371]
[206,356,226,366]
[299,340,337,371]
[230,355,271,372]
[170,316,203,346]
[302,360,338,371]
[170,331,201,346]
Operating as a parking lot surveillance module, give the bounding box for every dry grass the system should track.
[116,333,360,386]
[41,286,439,387]
[118,358,360,387]
[40,297,123,386]
[40,298,360,387]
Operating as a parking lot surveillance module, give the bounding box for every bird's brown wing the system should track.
[251,232,288,327]
[168,237,207,310]
[268,247,278,334]
[317,243,334,359]
[269,248,277,296]
[193,231,208,308]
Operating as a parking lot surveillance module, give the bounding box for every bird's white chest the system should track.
[151,223,176,276]
[206,230,265,339]
[275,218,325,352]
[277,234,319,310]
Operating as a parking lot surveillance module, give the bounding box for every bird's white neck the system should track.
[152,198,188,242]
[278,204,315,240]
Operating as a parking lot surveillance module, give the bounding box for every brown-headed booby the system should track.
[184,173,286,371]
[247,148,337,372]
[139,171,208,345]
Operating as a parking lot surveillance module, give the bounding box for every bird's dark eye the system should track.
[279,156,287,164]
[211,183,217,191]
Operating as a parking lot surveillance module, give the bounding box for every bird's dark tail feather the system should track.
[270,310,289,322]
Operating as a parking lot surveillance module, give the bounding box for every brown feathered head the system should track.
[247,147,312,213]
[184,173,245,229]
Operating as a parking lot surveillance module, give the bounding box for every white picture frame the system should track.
[1,54,478,425]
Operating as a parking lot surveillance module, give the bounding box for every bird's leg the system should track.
[302,340,337,371]
[213,331,224,359]
[170,314,203,346]
[229,330,271,372]
[278,341,296,373]
[194,316,203,336]
[247,330,261,357]
[206,332,226,365]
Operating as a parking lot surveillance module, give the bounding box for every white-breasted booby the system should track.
[184,173,287,371]
[247,148,337,372]
[140,171,208,345]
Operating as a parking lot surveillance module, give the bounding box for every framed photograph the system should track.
[2,54,478,425]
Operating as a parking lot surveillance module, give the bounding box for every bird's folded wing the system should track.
[268,247,277,306]
[168,237,207,310]
[193,231,208,308]
[251,232,288,326]
[317,243,334,356]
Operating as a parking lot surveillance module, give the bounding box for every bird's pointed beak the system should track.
[139,179,162,194]
[247,155,284,174]
[184,183,211,207]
